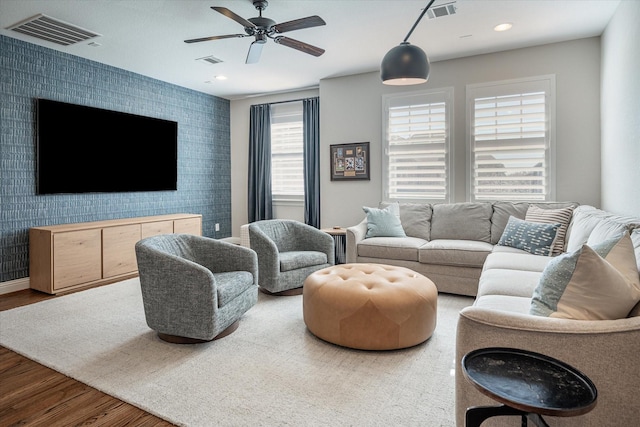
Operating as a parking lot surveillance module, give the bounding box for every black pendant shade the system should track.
[380,42,430,85]
[381,0,435,86]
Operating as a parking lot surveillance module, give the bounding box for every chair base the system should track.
[157,320,240,344]
[259,286,303,296]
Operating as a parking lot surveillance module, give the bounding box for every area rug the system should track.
[0,278,473,426]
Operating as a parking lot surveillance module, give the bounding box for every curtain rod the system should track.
[251,96,318,108]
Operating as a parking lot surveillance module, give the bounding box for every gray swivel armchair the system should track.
[248,219,334,295]
[135,234,258,343]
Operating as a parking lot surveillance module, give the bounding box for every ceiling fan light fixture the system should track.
[381,42,429,85]
[380,0,435,86]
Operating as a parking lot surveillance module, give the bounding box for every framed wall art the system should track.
[330,142,370,181]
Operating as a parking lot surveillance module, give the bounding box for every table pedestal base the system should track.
[466,404,550,427]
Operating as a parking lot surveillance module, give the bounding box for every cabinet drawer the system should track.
[174,217,201,235]
[53,230,102,290]
[142,220,174,238]
[103,224,141,277]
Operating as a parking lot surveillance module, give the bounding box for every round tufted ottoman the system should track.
[303,263,438,350]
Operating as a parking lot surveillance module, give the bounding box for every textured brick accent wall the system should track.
[0,35,231,282]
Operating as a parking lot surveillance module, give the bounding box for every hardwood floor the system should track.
[0,288,174,427]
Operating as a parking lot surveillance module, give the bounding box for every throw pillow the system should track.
[497,216,561,256]
[530,232,640,320]
[362,203,406,238]
[525,205,574,256]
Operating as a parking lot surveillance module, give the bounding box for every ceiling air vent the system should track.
[427,2,457,19]
[7,14,101,46]
[196,55,224,65]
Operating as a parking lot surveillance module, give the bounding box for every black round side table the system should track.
[461,347,597,427]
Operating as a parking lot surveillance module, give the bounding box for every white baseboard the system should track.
[0,277,30,295]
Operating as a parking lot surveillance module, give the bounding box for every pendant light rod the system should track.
[402,0,436,42]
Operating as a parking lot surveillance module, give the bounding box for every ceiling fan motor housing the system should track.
[253,0,269,11]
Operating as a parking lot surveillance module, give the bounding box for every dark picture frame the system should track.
[330,142,370,181]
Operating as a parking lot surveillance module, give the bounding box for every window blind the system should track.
[471,85,550,201]
[385,95,450,201]
[271,102,303,197]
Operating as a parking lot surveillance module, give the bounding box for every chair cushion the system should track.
[280,251,328,272]
[214,271,255,308]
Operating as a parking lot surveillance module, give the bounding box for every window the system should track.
[382,88,453,203]
[271,101,303,200]
[467,76,555,201]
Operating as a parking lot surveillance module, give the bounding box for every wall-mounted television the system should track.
[36,99,178,194]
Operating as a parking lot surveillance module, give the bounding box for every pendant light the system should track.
[380,0,436,85]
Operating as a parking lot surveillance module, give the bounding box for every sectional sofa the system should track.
[346,202,640,426]
[346,201,578,296]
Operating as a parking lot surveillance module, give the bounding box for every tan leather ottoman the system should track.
[303,263,438,350]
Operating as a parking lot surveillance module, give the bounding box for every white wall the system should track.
[230,38,603,235]
[320,38,602,229]
[600,0,640,216]
[230,89,319,236]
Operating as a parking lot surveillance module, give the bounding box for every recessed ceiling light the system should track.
[205,76,228,84]
[494,23,513,32]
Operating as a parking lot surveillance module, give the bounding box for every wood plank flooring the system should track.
[0,288,174,427]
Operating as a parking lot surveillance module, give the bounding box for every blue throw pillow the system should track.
[363,203,406,238]
[497,216,561,256]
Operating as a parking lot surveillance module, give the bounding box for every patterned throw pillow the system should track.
[530,232,640,320]
[497,216,561,256]
[525,205,575,256]
[362,203,406,238]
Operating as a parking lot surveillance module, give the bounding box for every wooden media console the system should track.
[29,213,202,294]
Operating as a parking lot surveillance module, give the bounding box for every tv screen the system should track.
[36,99,178,194]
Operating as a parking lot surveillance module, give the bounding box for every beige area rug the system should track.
[0,278,473,427]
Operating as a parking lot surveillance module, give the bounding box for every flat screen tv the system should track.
[36,98,178,194]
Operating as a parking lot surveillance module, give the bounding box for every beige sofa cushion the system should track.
[482,251,553,273]
[477,269,542,299]
[381,202,432,240]
[419,239,492,268]
[473,294,532,314]
[490,201,529,244]
[431,202,493,242]
[357,236,427,262]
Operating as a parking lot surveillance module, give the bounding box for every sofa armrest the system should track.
[455,306,640,426]
[346,219,367,263]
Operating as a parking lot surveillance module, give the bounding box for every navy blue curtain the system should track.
[303,97,320,228]
[248,104,273,222]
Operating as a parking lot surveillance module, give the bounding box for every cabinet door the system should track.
[141,220,173,238]
[103,224,141,277]
[53,230,102,290]
[174,217,201,235]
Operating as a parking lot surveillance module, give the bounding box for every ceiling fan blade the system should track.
[274,36,325,57]
[273,15,326,34]
[184,34,248,44]
[211,6,256,28]
[246,40,265,64]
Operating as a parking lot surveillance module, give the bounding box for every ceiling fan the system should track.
[184,0,326,64]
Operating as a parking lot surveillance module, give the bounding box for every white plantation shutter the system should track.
[468,76,555,201]
[271,101,303,198]
[383,89,452,202]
